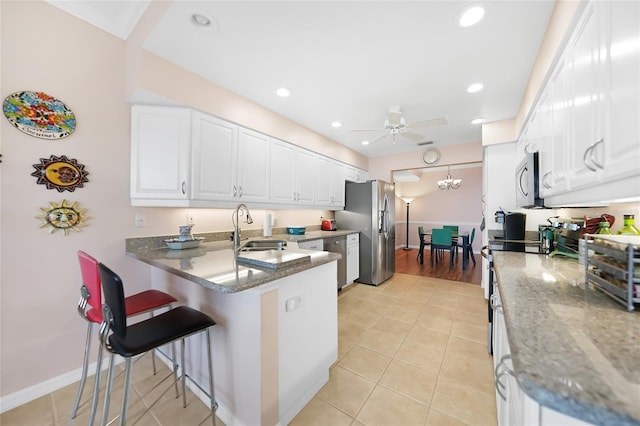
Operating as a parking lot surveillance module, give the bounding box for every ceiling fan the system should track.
[350,106,448,144]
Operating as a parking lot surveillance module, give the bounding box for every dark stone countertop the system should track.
[493,251,640,425]
[125,234,342,293]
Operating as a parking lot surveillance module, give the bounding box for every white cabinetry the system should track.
[191,111,237,201]
[298,239,323,251]
[130,105,191,204]
[533,0,640,206]
[346,233,359,285]
[236,127,270,203]
[271,140,315,205]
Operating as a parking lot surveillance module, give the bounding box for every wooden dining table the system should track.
[418,230,471,270]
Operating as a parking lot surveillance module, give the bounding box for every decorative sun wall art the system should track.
[3,91,76,139]
[37,199,88,235]
[31,155,89,192]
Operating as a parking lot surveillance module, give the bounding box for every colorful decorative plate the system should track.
[3,91,76,139]
[37,199,88,236]
[31,155,89,192]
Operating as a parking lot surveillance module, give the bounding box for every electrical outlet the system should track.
[134,213,146,228]
[187,212,195,225]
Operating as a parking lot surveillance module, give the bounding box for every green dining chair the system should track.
[460,227,476,266]
[416,226,429,263]
[443,225,459,259]
[431,228,455,268]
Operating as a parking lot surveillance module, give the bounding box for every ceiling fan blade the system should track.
[387,110,403,126]
[368,133,388,143]
[401,131,424,141]
[410,117,448,128]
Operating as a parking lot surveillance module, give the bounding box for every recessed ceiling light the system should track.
[459,6,485,27]
[361,140,370,146]
[276,87,293,97]
[467,83,484,93]
[331,121,342,128]
[471,118,485,124]
[189,12,219,32]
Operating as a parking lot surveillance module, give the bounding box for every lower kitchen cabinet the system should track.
[346,233,359,285]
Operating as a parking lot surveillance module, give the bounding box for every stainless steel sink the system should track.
[239,239,287,252]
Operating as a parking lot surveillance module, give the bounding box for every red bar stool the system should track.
[71,251,177,424]
[98,262,217,426]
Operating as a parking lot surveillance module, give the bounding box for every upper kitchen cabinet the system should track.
[130,105,191,205]
[270,139,315,206]
[235,127,270,203]
[528,0,640,206]
[315,157,347,209]
[191,111,238,201]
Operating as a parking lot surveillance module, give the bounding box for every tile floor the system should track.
[0,273,496,426]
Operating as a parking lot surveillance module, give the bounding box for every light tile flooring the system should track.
[1,273,496,426]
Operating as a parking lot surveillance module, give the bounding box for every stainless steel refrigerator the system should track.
[335,180,395,286]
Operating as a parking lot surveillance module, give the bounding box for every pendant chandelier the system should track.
[437,166,462,190]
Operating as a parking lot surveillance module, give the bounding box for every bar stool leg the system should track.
[172,341,180,398]
[71,322,93,419]
[88,342,104,425]
[120,358,134,426]
[206,329,216,426]
[181,339,187,408]
[102,353,116,426]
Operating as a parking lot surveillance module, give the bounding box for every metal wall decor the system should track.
[31,155,89,192]
[3,91,76,139]
[37,199,88,235]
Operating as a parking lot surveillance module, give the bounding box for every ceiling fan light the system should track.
[459,6,485,27]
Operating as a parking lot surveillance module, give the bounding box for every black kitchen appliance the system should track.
[504,212,526,252]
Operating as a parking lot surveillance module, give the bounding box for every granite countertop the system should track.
[493,252,640,425]
[125,234,343,293]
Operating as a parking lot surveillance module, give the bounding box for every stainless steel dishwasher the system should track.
[324,236,347,289]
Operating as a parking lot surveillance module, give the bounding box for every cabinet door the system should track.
[314,156,332,206]
[545,57,571,196]
[130,106,191,200]
[270,139,296,204]
[567,2,605,190]
[331,161,347,208]
[237,127,270,202]
[191,111,237,201]
[346,234,359,283]
[601,0,640,183]
[295,148,316,204]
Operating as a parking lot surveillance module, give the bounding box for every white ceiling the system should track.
[47,1,555,158]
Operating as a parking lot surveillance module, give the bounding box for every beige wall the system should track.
[395,166,483,252]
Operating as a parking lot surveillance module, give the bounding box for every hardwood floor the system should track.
[395,247,482,285]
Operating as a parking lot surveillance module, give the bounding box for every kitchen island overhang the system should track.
[125,237,340,426]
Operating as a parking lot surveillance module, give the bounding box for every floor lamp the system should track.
[401,197,414,251]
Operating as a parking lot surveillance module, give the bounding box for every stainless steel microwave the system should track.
[515,152,545,208]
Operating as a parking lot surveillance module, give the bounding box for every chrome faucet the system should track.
[232,203,253,253]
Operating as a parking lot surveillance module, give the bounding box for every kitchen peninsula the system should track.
[125,234,342,426]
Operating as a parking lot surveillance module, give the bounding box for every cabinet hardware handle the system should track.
[583,145,598,172]
[233,185,237,197]
[542,171,553,189]
[490,293,503,314]
[518,166,528,197]
[239,186,243,198]
[494,355,513,401]
[181,181,186,194]
[591,138,604,169]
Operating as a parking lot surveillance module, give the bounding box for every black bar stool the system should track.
[98,262,217,426]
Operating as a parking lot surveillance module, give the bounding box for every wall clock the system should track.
[422,148,441,165]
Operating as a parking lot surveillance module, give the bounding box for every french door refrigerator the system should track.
[336,180,395,286]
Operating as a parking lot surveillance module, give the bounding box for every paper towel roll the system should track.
[263,213,272,237]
